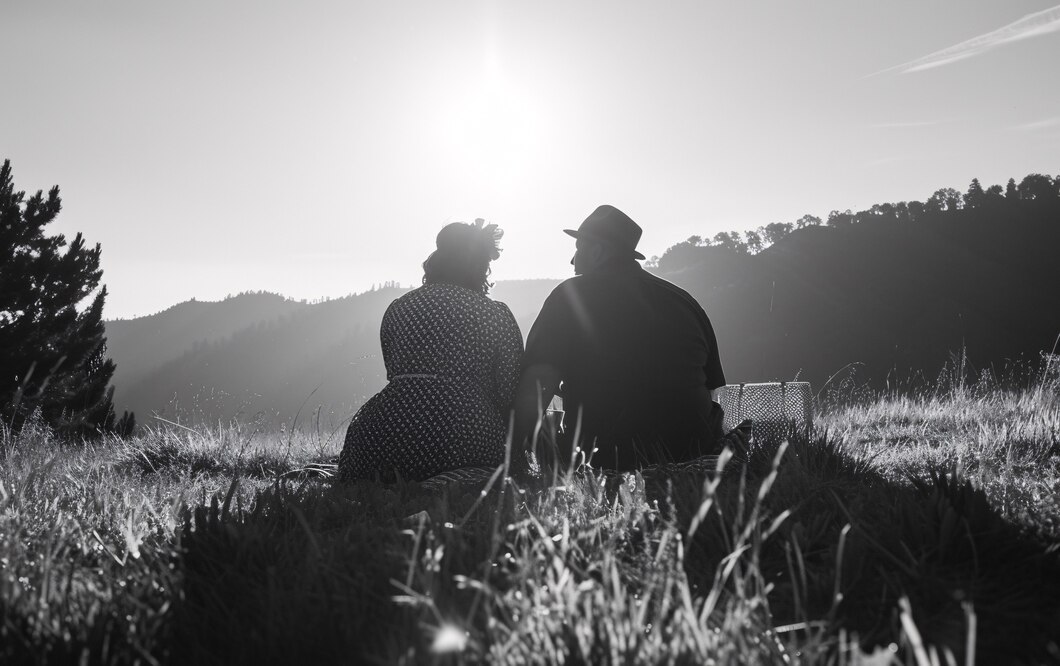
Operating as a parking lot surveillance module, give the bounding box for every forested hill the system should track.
[105,292,309,391]
[105,173,1060,427]
[105,281,560,429]
[649,174,1060,392]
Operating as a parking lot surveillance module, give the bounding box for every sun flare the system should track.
[435,71,547,190]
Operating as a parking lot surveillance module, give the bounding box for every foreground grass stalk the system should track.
[2,369,1060,663]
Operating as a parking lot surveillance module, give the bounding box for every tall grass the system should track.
[2,369,1059,664]
[818,355,1060,540]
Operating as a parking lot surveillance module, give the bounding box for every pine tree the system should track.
[0,159,133,437]
[963,178,985,209]
[1005,177,1019,200]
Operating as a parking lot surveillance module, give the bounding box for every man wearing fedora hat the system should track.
[513,204,729,473]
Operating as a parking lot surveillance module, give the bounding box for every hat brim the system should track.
[564,229,645,260]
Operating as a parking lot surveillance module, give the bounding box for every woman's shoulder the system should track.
[384,286,421,312]
[487,297,516,320]
[391,283,466,303]
[383,285,441,320]
[391,282,488,311]
[398,282,517,313]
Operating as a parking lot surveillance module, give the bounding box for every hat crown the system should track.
[567,205,644,259]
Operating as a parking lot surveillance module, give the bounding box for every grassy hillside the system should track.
[2,366,1058,663]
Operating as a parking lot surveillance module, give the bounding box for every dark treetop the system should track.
[0,159,131,437]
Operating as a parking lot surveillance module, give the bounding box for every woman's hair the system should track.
[422,219,503,295]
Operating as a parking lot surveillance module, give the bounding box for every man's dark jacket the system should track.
[523,259,726,470]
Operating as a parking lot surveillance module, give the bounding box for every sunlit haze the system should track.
[3,0,1059,319]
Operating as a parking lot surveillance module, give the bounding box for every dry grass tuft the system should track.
[2,365,1059,663]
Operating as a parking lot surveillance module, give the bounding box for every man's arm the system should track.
[511,281,574,475]
[511,363,561,473]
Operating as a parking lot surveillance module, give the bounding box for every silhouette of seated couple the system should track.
[338,205,748,483]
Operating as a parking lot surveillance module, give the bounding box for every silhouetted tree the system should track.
[744,230,763,254]
[762,222,794,244]
[712,231,745,253]
[984,184,1004,204]
[908,201,926,221]
[867,203,895,218]
[827,209,854,228]
[654,238,709,272]
[854,209,876,225]
[687,235,703,247]
[1005,178,1019,200]
[926,187,962,213]
[891,202,911,222]
[0,159,133,437]
[795,214,822,229]
[1018,173,1055,201]
[963,178,985,209]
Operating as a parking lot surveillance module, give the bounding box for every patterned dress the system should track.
[339,283,524,482]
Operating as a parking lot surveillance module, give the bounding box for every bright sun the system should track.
[435,65,547,192]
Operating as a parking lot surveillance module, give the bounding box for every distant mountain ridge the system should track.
[105,281,561,429]
[106,292,309,392]
[105,177,1060,428]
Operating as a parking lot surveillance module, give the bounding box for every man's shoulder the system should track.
[635,270,715,325]
[637,269,698,301]
[545,267,698,303]
[543,275,592,301]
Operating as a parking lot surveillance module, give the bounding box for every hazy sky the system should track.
[3,1,1059,319]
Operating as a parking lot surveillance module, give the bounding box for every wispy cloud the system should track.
[871,4,1060,76]
[1009,116,1060,131]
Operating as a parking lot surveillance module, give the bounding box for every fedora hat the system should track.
[564,205,645,260]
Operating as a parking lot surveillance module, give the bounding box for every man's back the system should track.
[523,259,726,469]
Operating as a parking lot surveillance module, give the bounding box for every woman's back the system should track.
[339,282,523,482]
[382,284,520,411]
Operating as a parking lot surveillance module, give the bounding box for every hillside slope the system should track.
[105,292,309,393]
[106,281,559,427]
[694,205,1060,387]
[105,191,1060,426]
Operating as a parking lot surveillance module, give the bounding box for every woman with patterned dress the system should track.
[339,220,523,482]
